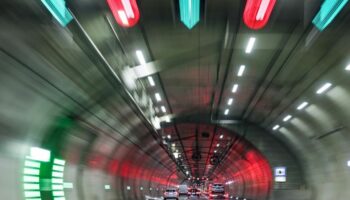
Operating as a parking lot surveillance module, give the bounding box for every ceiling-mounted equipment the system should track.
[312,0,349,31]
[179,0,200,29]
[107,0,140,27]
[243,0,277,30]
[41,0,73,27]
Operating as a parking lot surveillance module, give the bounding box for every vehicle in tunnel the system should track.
[178,184,189,196]
[163,188,179,200]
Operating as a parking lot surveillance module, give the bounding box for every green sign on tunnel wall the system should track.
[23,147,67,200]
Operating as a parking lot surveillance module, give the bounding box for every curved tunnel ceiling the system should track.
[0,0,350,200]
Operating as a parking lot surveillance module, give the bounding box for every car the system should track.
[209,183,227,199]
[163,188,179,200]
[188,188,201,197]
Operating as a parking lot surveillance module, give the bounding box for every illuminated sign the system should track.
[41,0,73,27]
[274,166,286,182]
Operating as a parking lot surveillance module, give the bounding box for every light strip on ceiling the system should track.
[136,50,146,65]
[312,0,349,31]
[155,93,162,102]
[245,37,256,54]
[227,98,233,105]
[316,83,332,94]
[224,109,229,115]
[147,76,155,86]
[297,102,309,110]
[283,115,292,122]
[237,65,246,77]
[272,125,280,130]
[41,0,73,27]
[179,0,200,29]
[232,84,239,93]
[161,106,166,113]
[346,64,350,71]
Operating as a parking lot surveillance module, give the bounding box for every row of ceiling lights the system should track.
[272,64,350,131]
[224,37,256,116]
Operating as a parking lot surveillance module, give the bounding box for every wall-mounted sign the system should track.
[274,166,286,182]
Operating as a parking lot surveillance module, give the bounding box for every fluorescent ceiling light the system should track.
[347,160,350,167]
[214,150,217,153]
[346,64,350,71]
[161,106,166,113]
[105,185,111,190]
[179,0,200,29]
[297,102,309,110]
[272,125,280,131]
[216,143,220,147]
[155,93,161,102]
[186,171,189,175]
[232,84,238,93]
[147,76,155,86]
[224,109,229,115]
[312,0,349,31]
[117,10,129,25]
[121,0,134,18]
[227,98,233,105]
[283,115,292,122]
[256,0,271,20]
[237,65,246,77]
[220,134,224,139]
[316,83,332,94]
[245,37,256,54]
[174,152,179,159]
[136,50,146,65]
[167,135,171,139]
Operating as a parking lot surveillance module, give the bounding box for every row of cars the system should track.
[163,183,227,200]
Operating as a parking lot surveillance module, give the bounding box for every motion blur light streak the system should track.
[297,102,309,110]
[41,0,73,27]
[283,115,292,122]
[107,0,140,27]
[243,0,277,30]
[312,0,349,31]
[232,84,239,93]
[227,98,233,105]
[273,125,280,131]
[179,0,200,29]
[237,65,246,77]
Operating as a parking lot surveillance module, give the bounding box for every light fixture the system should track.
[283,115,292,122]
[232,84,238,93]
[147,76,155,86]
[136,50,146,65]
[347,160,350,167]
[272,125,280,131]
[312,0,349,31]
[214,150,217,153]
[179,0,200,29]
[216,143,220,147]
[140,187,143,190]
[227,98,233,105]
[297,102,309,110]
[237,65,246,77]
[28,147,51,162]
[107,0,140,28]
[345,64,350,71]
[224,109,229,115]
[127,186,131,190]
[316,83,332,94]
[220,134,224,139]
[161,106,166,113]
[105,185,111,190]
[186,171,189,175]
[41,0,73,27]
[155,93,162,102]
[167,134,171,139]
[245,37,256,54]
[174,152,179,159]
[243,0,277,29]
[172,143,175,147]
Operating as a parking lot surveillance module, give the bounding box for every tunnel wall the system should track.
[0,38,180,200]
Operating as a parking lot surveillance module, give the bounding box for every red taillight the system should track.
[106,0,140,27]
[243,0,277,30]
